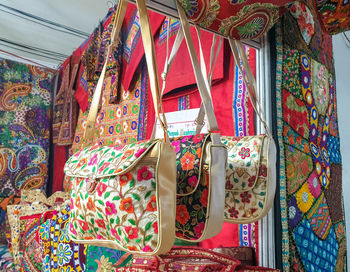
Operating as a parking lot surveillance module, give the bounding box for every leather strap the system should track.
[177,2,221,144]
[84,0,128,143]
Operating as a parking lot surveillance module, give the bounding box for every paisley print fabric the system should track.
[39,205,87,272]
[275,2,346,270]
[177,0,293,40]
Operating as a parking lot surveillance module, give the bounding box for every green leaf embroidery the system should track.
[132,194,140,201]
[110,218,115,224]
[125,236,129,243]
[145,191,152,199]
[129,179,135,188]
[128,219,136,226]
[112,196,121,201]
[97,200,104,206]
[104,192,111,199]
[118,228,121,236]
[145,222,152,231]
[135,238,141,244]
[97,212,103,219]
[145,235,153,242]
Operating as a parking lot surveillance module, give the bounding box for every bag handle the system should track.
[176,2,221,144]
[84,0,170,143]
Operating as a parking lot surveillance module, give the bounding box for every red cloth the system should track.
[121,3,165,91]
[199,223,239,248]
[52,145,67,193]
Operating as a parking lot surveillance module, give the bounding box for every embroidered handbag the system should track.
[175,0,293,40]
[115,247,241,271]
[177,1,277,224]
[155,13,227,242]
[65,0,177,256]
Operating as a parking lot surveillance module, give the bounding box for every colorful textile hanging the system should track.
[276,1,346,271]
[0,59,54,243]
[314,0,350,35]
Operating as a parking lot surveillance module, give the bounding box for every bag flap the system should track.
[64,139,159,178]
[222,135,266,192]
[170,134,210,195]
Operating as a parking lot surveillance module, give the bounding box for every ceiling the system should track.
[0,0,113,68]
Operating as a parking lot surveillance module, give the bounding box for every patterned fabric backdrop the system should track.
[0,59,54,243]
[276,1,346,271]
[314,0,350,35]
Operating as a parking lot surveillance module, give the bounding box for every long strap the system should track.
[177,2,221,144]
[84,0,169,143]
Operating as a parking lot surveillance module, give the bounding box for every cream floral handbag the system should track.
[64,0,176,256]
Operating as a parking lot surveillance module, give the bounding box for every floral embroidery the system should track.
[39,220,50,240]
[188,176,198,187]
[120,198,134,213]
[180,151,196,170]
[239,147,251,159]
[228,207,239,218]
[75,196,81,209]
[290,2,314,45]
[125,226,138,239]
[143,246,152,252]
[176,205,190,225]
[42,255,50,272]
[96,219,106,229]
[200,188,208,206]
[137,166,152,181]
[88,154,98,166]
[105,201,117,215]
[146,196,157,212]
[153,222,158,234]
[78,220,89,231]
[87,197,95,211]
[97,183,107,197]
[171,141,181,153]
[194,222,205,237]
[59,222,70,243]
[240,191,252,203]
[57,243,73,266]
[120,172,133,186]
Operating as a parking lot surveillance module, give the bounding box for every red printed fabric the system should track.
[314,0,350,35]
[178,0,293,40]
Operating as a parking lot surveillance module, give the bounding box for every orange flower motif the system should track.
[127,246,137,251]
[176,205,190,225]
[77,158,87,168]
[87,197,95,211]
[121,150,134,160]
[119,172,132,186]
[120,197,134,213]
[75,196,81,209]
[180,152,195,170]
[196,148,202,159]
[146,196,157,212]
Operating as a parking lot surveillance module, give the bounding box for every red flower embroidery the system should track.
[200,189,208,207]
[248,176,256,188]
[239,147,250,159]
[180,152,195,170]
[95,219,106,229]
[240,192,252,203]
[120,198,134,213]
[176,205,190,225]
[127,246,137,251]
[121,150,134,160]
[96,183,107,197]
[226,180,234,190]
[143,246,152,252]
[125,226,138,240]
[228,207,239,218]
[120,172,132,186]
[194,222,205,237]
[105,201,116,215]
[146,196,157,212]
[192,134,204,144]
[188,176,198,187]
[137,166,152,181]
[87,197,95,211]
[70,224,77,235]
[77,158,87,169]
[153,222,158,234]
[259,164,267,177]
[78,220,88,231]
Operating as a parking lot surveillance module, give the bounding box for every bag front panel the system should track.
[68,157,161,254]
[224,136,271,223]
[177,0,293,40]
